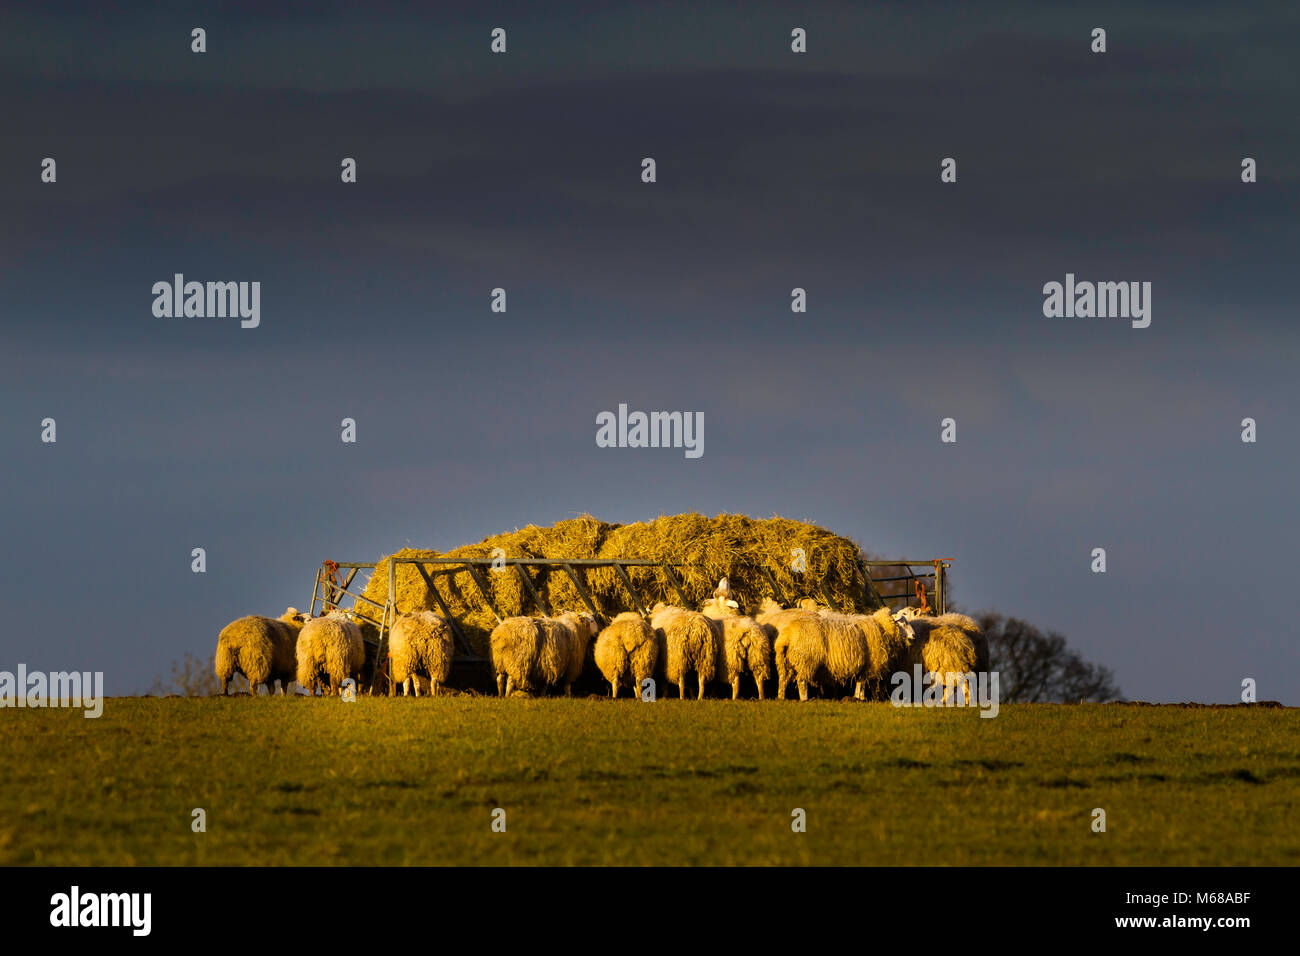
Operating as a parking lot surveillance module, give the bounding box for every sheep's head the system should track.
[713,576,732,599]
[895,617,916,645]
[796,597,820,612]
[578,613,599,638]
[701,595,740,617]
[758,597,784,615]
[281,607,313,626]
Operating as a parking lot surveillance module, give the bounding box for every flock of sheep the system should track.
[214,578,989,701]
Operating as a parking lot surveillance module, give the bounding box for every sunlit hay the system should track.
[354,513,876,659]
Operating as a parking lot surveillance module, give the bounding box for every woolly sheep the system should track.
[215,607,310,696]
[755,598,822,700]
[808,605,916,699]
[594,611,660,698]
[649,603,718,700]
[700,595,774,699]
[759,598,901,701]
[389,611,455,698]
[490,612,598,696]
[900,615,980,703]
[296,611,366,696]
[895,608,990,676]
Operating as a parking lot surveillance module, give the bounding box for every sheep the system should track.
[649,603,718,700]
[812,611,871,698]
[700,595,774,700]
[758,598,892,701]
[489,612,599,696]
[755,598,822,700]
[594,611,660,698]
[389,611,455,698]
[809,605,916,699]
[898,613,981,704]
[896,608,990,677]
[296,611,366,696]
[539,612,598,696]
[215,607,310,696]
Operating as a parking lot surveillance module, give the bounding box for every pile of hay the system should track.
[352,513,877,657]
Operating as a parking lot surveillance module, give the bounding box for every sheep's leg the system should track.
[797,679,809,702]
[220,678,228,696]
[731,677,740,700]
[698,675,706,700]
[505,675,515,696]
[756,677,765,701]
[564,682,573,698]
[610,677,618,699]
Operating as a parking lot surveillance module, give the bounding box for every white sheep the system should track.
[296,611,366,696]
[593,611,660,698]
[649,603,718,700]
[700,595,774,699]
[756,598,873,701]
[895,610,981,703]
[215,607,311,695]
[389,611,455,697]
[489,612,598,696]
[895,608,990,685]
[812,606,915,699]
[755,598,821,700]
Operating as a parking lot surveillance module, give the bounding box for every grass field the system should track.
[2,698,1297,865]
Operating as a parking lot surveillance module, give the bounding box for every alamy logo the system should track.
[151,274,260,328]
[1042,273,1151,328]
[0,664,103,718]
[50,886,151,936]
[595,403,704,459]
[890,665,1001,718]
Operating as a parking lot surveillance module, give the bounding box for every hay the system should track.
[353,513,876,657]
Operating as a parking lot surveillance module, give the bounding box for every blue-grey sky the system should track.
[2,1,1297,701]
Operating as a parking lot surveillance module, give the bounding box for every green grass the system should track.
[2,698,1297,865]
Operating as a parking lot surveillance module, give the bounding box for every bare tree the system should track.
[970,611,1121,703]
[148,652,235,696]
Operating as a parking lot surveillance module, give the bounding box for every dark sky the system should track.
[2,1,1297,701]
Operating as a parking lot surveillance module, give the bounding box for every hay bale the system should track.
[353,513,876,656]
